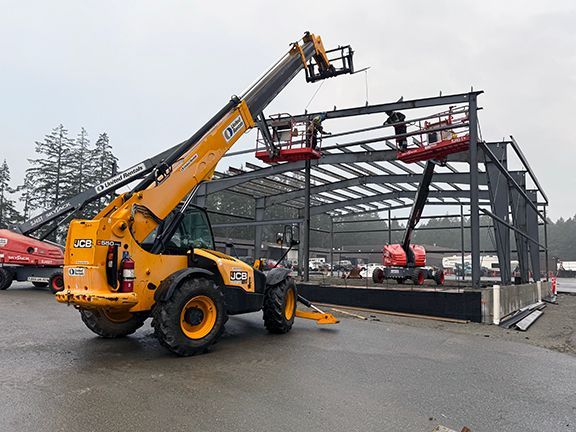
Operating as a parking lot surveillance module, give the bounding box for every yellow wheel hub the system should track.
[180,295,217,340]
[102,309,133,323]
[284,287,295,320]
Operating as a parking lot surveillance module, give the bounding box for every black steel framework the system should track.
[192,91,548,288]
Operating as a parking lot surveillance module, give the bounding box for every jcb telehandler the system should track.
[56,32,353,356]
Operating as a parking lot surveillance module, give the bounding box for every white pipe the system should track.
[493,284,501,325]
[537,280,542,302]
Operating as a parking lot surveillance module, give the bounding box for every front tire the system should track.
[263,277,297,334]
[412,269,425,286]
[152,278,227,357]
[80,309,147,338]
[0,268,14,290]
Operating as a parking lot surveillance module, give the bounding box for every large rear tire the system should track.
[0,268,14,290]
[80,309,147,338]
[263,277,297,334]
[152,278,227,357]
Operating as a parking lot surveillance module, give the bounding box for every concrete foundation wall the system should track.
[481,281,551,323]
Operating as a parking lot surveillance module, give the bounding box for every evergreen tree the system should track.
[93,133,117,183]
[25,124,75,213]
[70,127,92,194]
[0,160,22,228]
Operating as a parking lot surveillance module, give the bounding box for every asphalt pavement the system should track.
[1,282,575,432]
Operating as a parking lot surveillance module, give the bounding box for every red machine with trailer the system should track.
[0,145,179,292]
[0,230,64,292]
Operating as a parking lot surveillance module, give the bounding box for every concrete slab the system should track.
[1,283,575,432]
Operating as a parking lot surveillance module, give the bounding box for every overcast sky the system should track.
[1,0,574,220]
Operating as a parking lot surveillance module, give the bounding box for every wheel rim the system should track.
[102,309,133,323]
[52,275,64,291]
[180,295,217,340]
[284,287,295,320]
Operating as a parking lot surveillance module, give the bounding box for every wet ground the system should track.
[1,283,575,432]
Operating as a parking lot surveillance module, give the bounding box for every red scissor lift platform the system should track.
[396,110,470,164]
[255,114,322,164]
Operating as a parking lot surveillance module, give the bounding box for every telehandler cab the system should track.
[56,32,353,356]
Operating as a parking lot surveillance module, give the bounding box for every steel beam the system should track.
[291,91,483,122]
[480,142,545,222]
[205,149,468,195]
[509,136,548,204]
[265,172,483,205]
[310,190,489,216]
[212,218,303,228]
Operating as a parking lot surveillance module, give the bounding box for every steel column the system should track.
[253,197,265,261]
[526,190,541,281]
[543,206,549,281]
[509,172,530,283]
[330,217,334,277]
[485,142,511,285]
[461,204,466,282]
[302,160,311,282]
[468,94,481,288]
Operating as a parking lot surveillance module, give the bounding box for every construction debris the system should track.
[499,301,546,330]
[515,310,544,331]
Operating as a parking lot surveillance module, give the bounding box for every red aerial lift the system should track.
[372,160,444,286]
[0,144,180,292]
[371,109,472,286]
[255,45,353,164]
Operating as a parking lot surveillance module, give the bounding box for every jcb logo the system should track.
[230,271,248,282]
[73,239,93,248]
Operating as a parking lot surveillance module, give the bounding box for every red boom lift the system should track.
[372,109,471,286]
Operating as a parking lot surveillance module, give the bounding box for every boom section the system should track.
[108,33,351,243]
[401,160,436,255]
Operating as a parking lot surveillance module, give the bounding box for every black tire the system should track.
[263,277,297,334]
[372,268,384,284]
[412,269,425,286]
[0,268,14,290]
[152,277,227,357]
[434,270,445,286]
[80,309,147,338]
[49,272,64,294]
[32,281,49,288]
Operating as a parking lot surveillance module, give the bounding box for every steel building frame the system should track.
[192,91,548,288]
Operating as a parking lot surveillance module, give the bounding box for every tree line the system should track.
[0,124,118,233]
